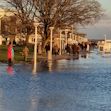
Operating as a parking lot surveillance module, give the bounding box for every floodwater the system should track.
[0,51,111,111]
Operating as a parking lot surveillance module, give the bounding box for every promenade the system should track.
[37,54,80,61]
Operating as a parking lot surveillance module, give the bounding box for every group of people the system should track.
[45,42,90,56]
[7,41,90,66]
[65,42,90,55]
[45,43,60,55]
[65,44,80,55]
[7,42,29,66]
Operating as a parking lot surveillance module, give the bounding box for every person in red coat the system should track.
[7,42,14,66]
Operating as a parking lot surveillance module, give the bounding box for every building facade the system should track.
[98,39,111,53]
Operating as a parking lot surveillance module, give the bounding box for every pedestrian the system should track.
[7,42,14,66]
[86,42,90,52]
[22,46,29,62]
[45,43,50,54]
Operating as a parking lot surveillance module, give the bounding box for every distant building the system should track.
[28,34,42,44]
[74,33,88,43]
[98,38,111,53]
[14,34,26,45]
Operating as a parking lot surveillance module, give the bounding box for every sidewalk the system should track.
[28,51,88,63]
[37,54,79,61]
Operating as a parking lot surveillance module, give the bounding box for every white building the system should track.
[15,34,26,44]
[28,34,42,44]
[74,33,88,43]
[98,39,111,53]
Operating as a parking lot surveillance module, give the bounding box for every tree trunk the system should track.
[25,34,29,45]
[42,24,50,53]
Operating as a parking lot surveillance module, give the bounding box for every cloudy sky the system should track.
[80,0,111,39]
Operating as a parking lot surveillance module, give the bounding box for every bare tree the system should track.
[4,0,103,45]
[4,0,35,43]
[33,0,103,37]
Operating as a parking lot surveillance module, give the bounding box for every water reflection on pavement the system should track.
[0,52,111,111]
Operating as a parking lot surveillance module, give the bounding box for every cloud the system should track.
[79,12,111,39]
[95,19,111,28]
[86,13,111,28]
[79,14,111,39]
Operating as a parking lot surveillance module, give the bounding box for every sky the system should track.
[80,0,111,39]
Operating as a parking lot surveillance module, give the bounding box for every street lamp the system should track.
[49,26,54,60]
[33,20,39,73]
[0,17,2,35]
[59,30,62,55]
[69,33,72,39]
[65,29,69,46]
[71,25,74,39]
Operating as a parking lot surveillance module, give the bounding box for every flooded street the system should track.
[0,51,111,111]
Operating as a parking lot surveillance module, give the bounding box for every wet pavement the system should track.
[0,51,111,111]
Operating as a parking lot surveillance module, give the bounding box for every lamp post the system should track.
[0,17,2,35]
[49,27,54,60]
[33,21,39,73]
[65,29,68,46]
[104,34,106,42]
[69,33,72,39]
[71,25,74,39]
[59,30,62,55]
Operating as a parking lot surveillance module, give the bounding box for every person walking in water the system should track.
[22,46,29,62]
[7,42,14,66]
